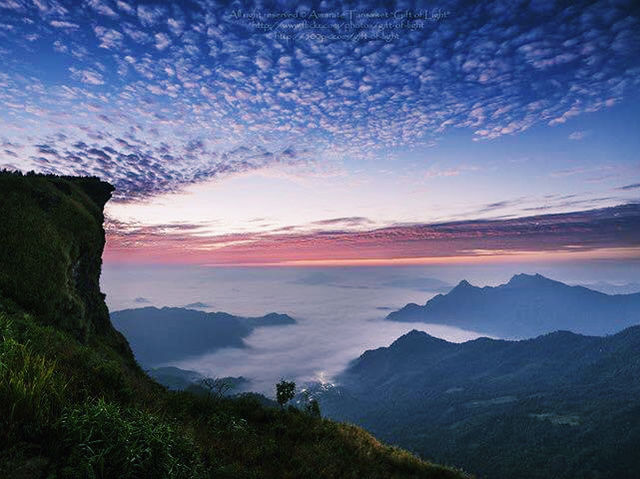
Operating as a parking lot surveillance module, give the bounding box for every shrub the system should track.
[305,399,321,418]
[276,380,296,408]
[0,316,66,444]
[86,357,133,402]
[59,398,204,479]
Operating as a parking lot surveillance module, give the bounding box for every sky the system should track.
[1,0,640,265]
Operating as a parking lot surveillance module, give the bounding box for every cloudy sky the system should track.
[1,0,639,265]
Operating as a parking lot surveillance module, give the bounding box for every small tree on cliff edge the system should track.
[276,379,295,408]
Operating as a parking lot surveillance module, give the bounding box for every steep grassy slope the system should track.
[0,171,467,479]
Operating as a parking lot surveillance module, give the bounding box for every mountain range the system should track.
[386,273,640,337]
[315,325,640,479]
[111,306,296,366]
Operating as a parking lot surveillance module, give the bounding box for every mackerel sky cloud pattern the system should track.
[1,0,639,200]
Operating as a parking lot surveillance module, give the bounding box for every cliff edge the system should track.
[0,171,131,353]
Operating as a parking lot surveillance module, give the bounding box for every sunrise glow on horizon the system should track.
[1,0,639,265]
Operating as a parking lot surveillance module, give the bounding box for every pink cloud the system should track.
[103,204,640,265]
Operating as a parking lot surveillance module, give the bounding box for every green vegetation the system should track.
[0,172,468,478]
[320,329,640,479]
[305,398,322,418]
[0,171,119,343]
[59,399,201,479]
[0,308,466,478]
[276,379,296,408]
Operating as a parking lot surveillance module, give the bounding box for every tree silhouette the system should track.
[276,379,295,408]
[306,399,321,418]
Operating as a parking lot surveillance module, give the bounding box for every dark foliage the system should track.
[318,328,640,479]
[276,380,296,408]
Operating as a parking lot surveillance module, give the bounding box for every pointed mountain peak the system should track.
[404,329,432,339]
[450,279,476,292]
[447,279,480,296]
[390,329,452,351]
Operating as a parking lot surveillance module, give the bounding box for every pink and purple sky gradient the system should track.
[1,0,639,265]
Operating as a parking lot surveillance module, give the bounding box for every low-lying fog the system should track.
[102,262,640,395]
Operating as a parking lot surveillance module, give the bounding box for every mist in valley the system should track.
[102,261,640,395]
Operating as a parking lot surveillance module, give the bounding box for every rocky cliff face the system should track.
[0,171,128,351]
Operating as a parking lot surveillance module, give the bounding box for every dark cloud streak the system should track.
[104,203,640,264]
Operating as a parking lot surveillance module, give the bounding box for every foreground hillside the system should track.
[315,327,640,479]
[0,171,466,478]
[387,273,640,337]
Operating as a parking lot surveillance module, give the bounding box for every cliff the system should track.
[0,172,129,350]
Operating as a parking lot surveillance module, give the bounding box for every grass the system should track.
[0,310,204,478]
[0,307,469,478]
[59,399,202,479]
[0,320,65,445]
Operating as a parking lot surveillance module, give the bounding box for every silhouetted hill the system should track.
[316,326,640,479]
[387,273,640,337]
[111,306,295,366]
[147,366,249,394]
[147,366,205,390]
[183,301,212,309]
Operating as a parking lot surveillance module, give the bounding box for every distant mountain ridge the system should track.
[573,280,640,295]
[386,273,640,337]
[315,325,640,479]
[111,306,295,366]
[147,366,249,394]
